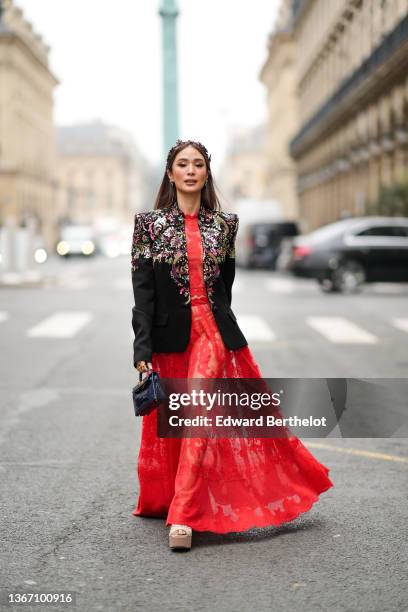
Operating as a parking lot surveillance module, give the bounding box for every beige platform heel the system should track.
[169,524,192,550]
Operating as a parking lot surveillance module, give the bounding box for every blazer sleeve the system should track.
[131,213,155,367]
[221,214,239,307]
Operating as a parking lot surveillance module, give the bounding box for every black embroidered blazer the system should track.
[131,200,248,366]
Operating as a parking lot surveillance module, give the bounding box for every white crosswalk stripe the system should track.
[306,316,378,343]
[129,315,276,342]
[265,278,297,293]
[0,308,400,344]
[391,318,408,333]
[235,314,276,342]
[27,312,93,338]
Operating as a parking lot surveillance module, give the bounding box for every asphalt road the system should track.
[0,255,407,612]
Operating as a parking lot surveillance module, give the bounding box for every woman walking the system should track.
[131,139,333,550]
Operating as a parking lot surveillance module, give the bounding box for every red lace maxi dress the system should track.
[133,211,333,533]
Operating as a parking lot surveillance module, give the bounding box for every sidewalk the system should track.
[0,269,59,288]
[0,255,63,288]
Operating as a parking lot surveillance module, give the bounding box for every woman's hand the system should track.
[136,361,153,379]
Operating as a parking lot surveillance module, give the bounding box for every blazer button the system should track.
[212,304,218,312]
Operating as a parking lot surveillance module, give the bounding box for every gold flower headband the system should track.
[166,139,212,169]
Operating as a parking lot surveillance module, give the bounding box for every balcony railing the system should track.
[290,13,408,158]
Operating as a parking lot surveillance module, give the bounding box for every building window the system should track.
[67,188,76,210]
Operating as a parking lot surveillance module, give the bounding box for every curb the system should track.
[0,272,59,288]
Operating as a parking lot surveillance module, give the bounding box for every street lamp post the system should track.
[159,0,180,160]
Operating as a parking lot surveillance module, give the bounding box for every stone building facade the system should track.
[218,125,269,204]
[55,120,150,228]
[289,0,408,231]
[0,0,59,251]
[259,0,300,222]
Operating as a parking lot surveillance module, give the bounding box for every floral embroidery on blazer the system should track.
[131,200,238,306]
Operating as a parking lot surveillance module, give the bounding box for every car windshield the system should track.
[62,227,93,239]
[355,225,408,237]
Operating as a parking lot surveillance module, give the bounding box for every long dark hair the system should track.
[153,139,222,212]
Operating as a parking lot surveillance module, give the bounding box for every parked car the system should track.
[278,216,408,292]
[56,225,97,257]
[237,221,299,269]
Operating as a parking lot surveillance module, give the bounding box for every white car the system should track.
[57,225,97,257]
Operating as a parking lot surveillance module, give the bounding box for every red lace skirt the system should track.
[133,301,334,533]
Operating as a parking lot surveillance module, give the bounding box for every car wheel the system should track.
[331,260,366,293]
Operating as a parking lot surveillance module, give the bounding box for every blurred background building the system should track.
[0,0,154,272]
[0,0,58,258]
[260,0,408,233]
[289,0,408,231]
[260,0,300,222]
[219,124,268,202]
[55,120,152,229]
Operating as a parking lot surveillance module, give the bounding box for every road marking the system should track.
[305,441,408,464]
[127,314,406,344]
[391,318,408,333]
[27,312,93,338]
[265,278,296,293]
[0,311,9,323]
[236,314,276,341]
[0,460,75,467]
[306,316,378,343]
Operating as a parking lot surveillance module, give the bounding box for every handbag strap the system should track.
[139,368,153,383]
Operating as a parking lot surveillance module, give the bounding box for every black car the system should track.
[237,221,299,269]
[280,216,408,292]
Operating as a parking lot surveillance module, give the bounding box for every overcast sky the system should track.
[16,0,280,171]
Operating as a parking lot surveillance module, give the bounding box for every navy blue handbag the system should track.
[132,369,167,416]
